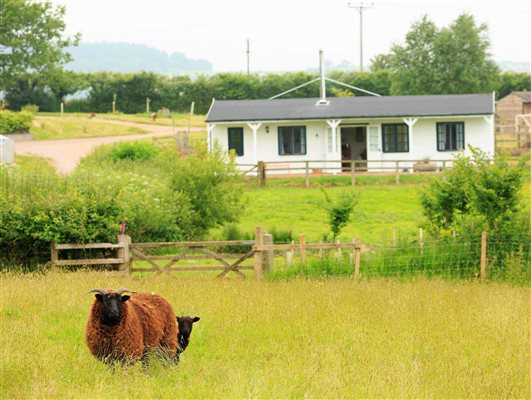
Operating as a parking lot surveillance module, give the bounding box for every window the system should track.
[382,123,409,153]
[278,126,306,155]
[228,127,244,156]
[437,122,464,151]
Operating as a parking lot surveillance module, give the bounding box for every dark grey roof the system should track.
[206,93,493,122]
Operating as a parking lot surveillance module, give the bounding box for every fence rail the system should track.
[239,158,452,187]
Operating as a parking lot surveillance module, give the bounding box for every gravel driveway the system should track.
[14,119,199,174]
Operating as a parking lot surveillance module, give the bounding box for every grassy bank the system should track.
[1,271,529,399]
[31,117,149,140]
[37,112,206,128]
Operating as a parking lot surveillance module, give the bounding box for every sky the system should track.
[53,0,531,72]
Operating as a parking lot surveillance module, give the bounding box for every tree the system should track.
[420,147,528,234]
[0,0,80,85]
[386,14,499,95]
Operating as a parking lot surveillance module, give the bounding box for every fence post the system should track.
[354,247,361,282]
[254,226,264,279]
[300,234,306,264]
[50,242,58,267]
[351,161,356,186]
[305,161,310,187]
[117,234,131,273]
[480,231,487,281]
[395,161,400,185]
[263,233,273,272]
[257,161,266,187]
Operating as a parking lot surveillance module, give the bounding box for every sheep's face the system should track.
[95,293,130,326]
[177,316,200,352]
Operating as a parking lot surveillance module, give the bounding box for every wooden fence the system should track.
[50,228,364,280]
[238,159,452,187]
[51,228,495,282]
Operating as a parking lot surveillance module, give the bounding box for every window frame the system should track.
[381,123,409,153]
[436,122,465,152]
[227,127,244,156]
[278,126,307,156]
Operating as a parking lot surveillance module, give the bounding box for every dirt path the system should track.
[15,119,201,174]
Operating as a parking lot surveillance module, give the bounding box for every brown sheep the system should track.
[85,288,179,368]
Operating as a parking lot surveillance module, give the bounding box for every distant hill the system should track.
[64,42,213,75]
[497,61,530,73]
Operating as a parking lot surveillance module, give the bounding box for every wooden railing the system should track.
[238,159,453,187]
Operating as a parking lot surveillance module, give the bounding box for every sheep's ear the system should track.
[192,317,200,323]
[121,295,130,302]
[176,316,181,322]
[95,294,103,302]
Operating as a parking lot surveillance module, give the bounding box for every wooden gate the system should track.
[129,240,256,278]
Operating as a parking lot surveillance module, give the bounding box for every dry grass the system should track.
[1,270,529,399]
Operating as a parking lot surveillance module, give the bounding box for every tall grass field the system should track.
[1,271,529,399]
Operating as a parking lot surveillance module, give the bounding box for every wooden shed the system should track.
[496,91,531,126]
[495,91,531,154]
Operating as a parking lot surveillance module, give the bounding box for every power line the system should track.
[348,2,374,72]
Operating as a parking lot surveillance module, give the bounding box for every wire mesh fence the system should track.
[266,237,530,283]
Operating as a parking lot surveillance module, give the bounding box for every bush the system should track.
[20,104,39,114]
[109,141,159,162]
[168,144,244,239]
[320,187,360,241]
[419,147,530,279]
[0,110,33,134]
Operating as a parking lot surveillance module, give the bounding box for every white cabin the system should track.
[205,93,495,172]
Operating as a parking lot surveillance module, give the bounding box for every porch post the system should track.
[207,123,216,152]
[402,118,418,168]
[248,123,262,164]
[326,119,341,158]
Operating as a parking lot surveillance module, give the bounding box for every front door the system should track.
[341,126,367,171]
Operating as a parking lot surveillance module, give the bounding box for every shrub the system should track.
[109,141,159,162]
[420,147,528,234]
[419,147,530,279]
[0,110,33,134]
[20,104,39,114]
[320,187,360,241]
[168,144,244,239]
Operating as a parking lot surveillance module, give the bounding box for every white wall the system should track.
[211,115,494,172]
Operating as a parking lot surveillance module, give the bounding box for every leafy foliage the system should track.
[380,13,500,95]
[0,0,80,82]
[320,187,360,241]
[420,147,527,233]
[0,143,244,266]
[109,142,160,162]
[169,144,244,238]
[420,147,530,278]
[0,110,33,134]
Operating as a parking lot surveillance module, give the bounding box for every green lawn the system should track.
[236,184,423,244]
[1,271,528,399]
[30,117,149,140]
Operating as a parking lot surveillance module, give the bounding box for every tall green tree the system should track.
[386,14,499,95]
[0,0,80,86]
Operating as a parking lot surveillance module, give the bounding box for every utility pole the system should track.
[348,2,374,72]
[246,38,250,75]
